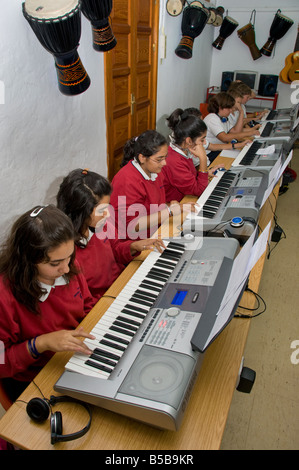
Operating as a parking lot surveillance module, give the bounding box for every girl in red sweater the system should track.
[0,205,96,400]
[110,130,187,240]
[57,169,165,301]
[162,108,221,202]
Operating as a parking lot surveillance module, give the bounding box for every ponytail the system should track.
[121,130,167,167]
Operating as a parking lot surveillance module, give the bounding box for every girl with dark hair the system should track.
[0,205,96,400]
[57,169,165,300]
[204,92,260,161]
[162,108,217,202]
[110,130,185,240]
[183,107,251,167]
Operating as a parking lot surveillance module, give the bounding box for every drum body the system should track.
[80,0,117,51]
[260,12,294,57]
[212,16,239,50]
[175,5,209,59]
[22,0,90,95]
[237,23,262,60]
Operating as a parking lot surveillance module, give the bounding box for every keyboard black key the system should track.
[85,359,113,374]
[121,308,145,319]
[113,320,138,332]
[100,338,126,352]
[104,333,130,346]
[116,315,141,327]
[92,347,120,361]
[89,353,117,367]
[110,325,135,337]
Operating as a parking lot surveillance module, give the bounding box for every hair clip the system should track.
[82,168,89,175]
[30,205,48,218]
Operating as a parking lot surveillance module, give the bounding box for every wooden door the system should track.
[104,0,159,180]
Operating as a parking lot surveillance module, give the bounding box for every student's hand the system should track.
[130,238,166,254]
[34,327,95,355]
[235,139,252,149]
[208,164,225,177]
[189,142,207,162]
[234,100,242,112]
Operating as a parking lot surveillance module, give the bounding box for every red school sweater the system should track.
[0,268,95,382]
[75,225,135,301]
[110,161,166,239]
[162,145,209,202]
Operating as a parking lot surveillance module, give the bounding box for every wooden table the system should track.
[0,157,279,450]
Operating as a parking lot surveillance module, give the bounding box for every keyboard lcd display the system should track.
[171,290,188,306]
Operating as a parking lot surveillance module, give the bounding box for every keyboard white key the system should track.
[65,241,186,378]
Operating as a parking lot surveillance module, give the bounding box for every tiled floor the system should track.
[1,150,298,450]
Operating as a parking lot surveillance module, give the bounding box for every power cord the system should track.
[234,287,267,318]
[266,191,286,259]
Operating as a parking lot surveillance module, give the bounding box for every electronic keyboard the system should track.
[260,103,299,123]
[257,120,292,141]
[231,139,284,168]
[55,237,241,431]
[182,168,268,241]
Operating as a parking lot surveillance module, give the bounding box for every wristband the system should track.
[231,139,237,150]
[28,337,40,359]
[199,170,208,173]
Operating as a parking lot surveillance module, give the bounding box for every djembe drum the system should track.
[80,0,116,52]
[212,15,239,50]
[260,10,294,57]
[175,4,209,59]
[166,0,186,17]
[22,0,91,95]
[237,23,262,60]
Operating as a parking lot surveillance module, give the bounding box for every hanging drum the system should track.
[22,0,91,95]
[166,0,186,17]
[237,22,262,60]
[80,0,116,51]
[213,6,225,27]
[207,8,217,25]
[260,10,294,57]
[189,1,211,23]
[175,4,209,59]
[212,16,239,50]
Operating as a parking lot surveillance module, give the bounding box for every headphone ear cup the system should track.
[50,411,63,445]
[26,397,50,423]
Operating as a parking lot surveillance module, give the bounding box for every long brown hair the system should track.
[0,205,77,314]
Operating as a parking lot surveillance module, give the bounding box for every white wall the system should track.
[0,0,107,241]
[210,0,299,108]
[156,0,214,137]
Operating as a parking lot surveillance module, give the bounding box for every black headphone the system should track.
[26,395,92,445]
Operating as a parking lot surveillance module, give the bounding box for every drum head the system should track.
[24,0,78,19]
[225,16,239,26]
[277,12,293,23]
[213,14,223,27]
[189,1,204,7]
[207,9,216,24]
[166,0,184,16]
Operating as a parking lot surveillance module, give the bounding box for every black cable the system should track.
[234,287,267,318]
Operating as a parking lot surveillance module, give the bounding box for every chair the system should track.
[199,102,209,119]
[0,380,13,411]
